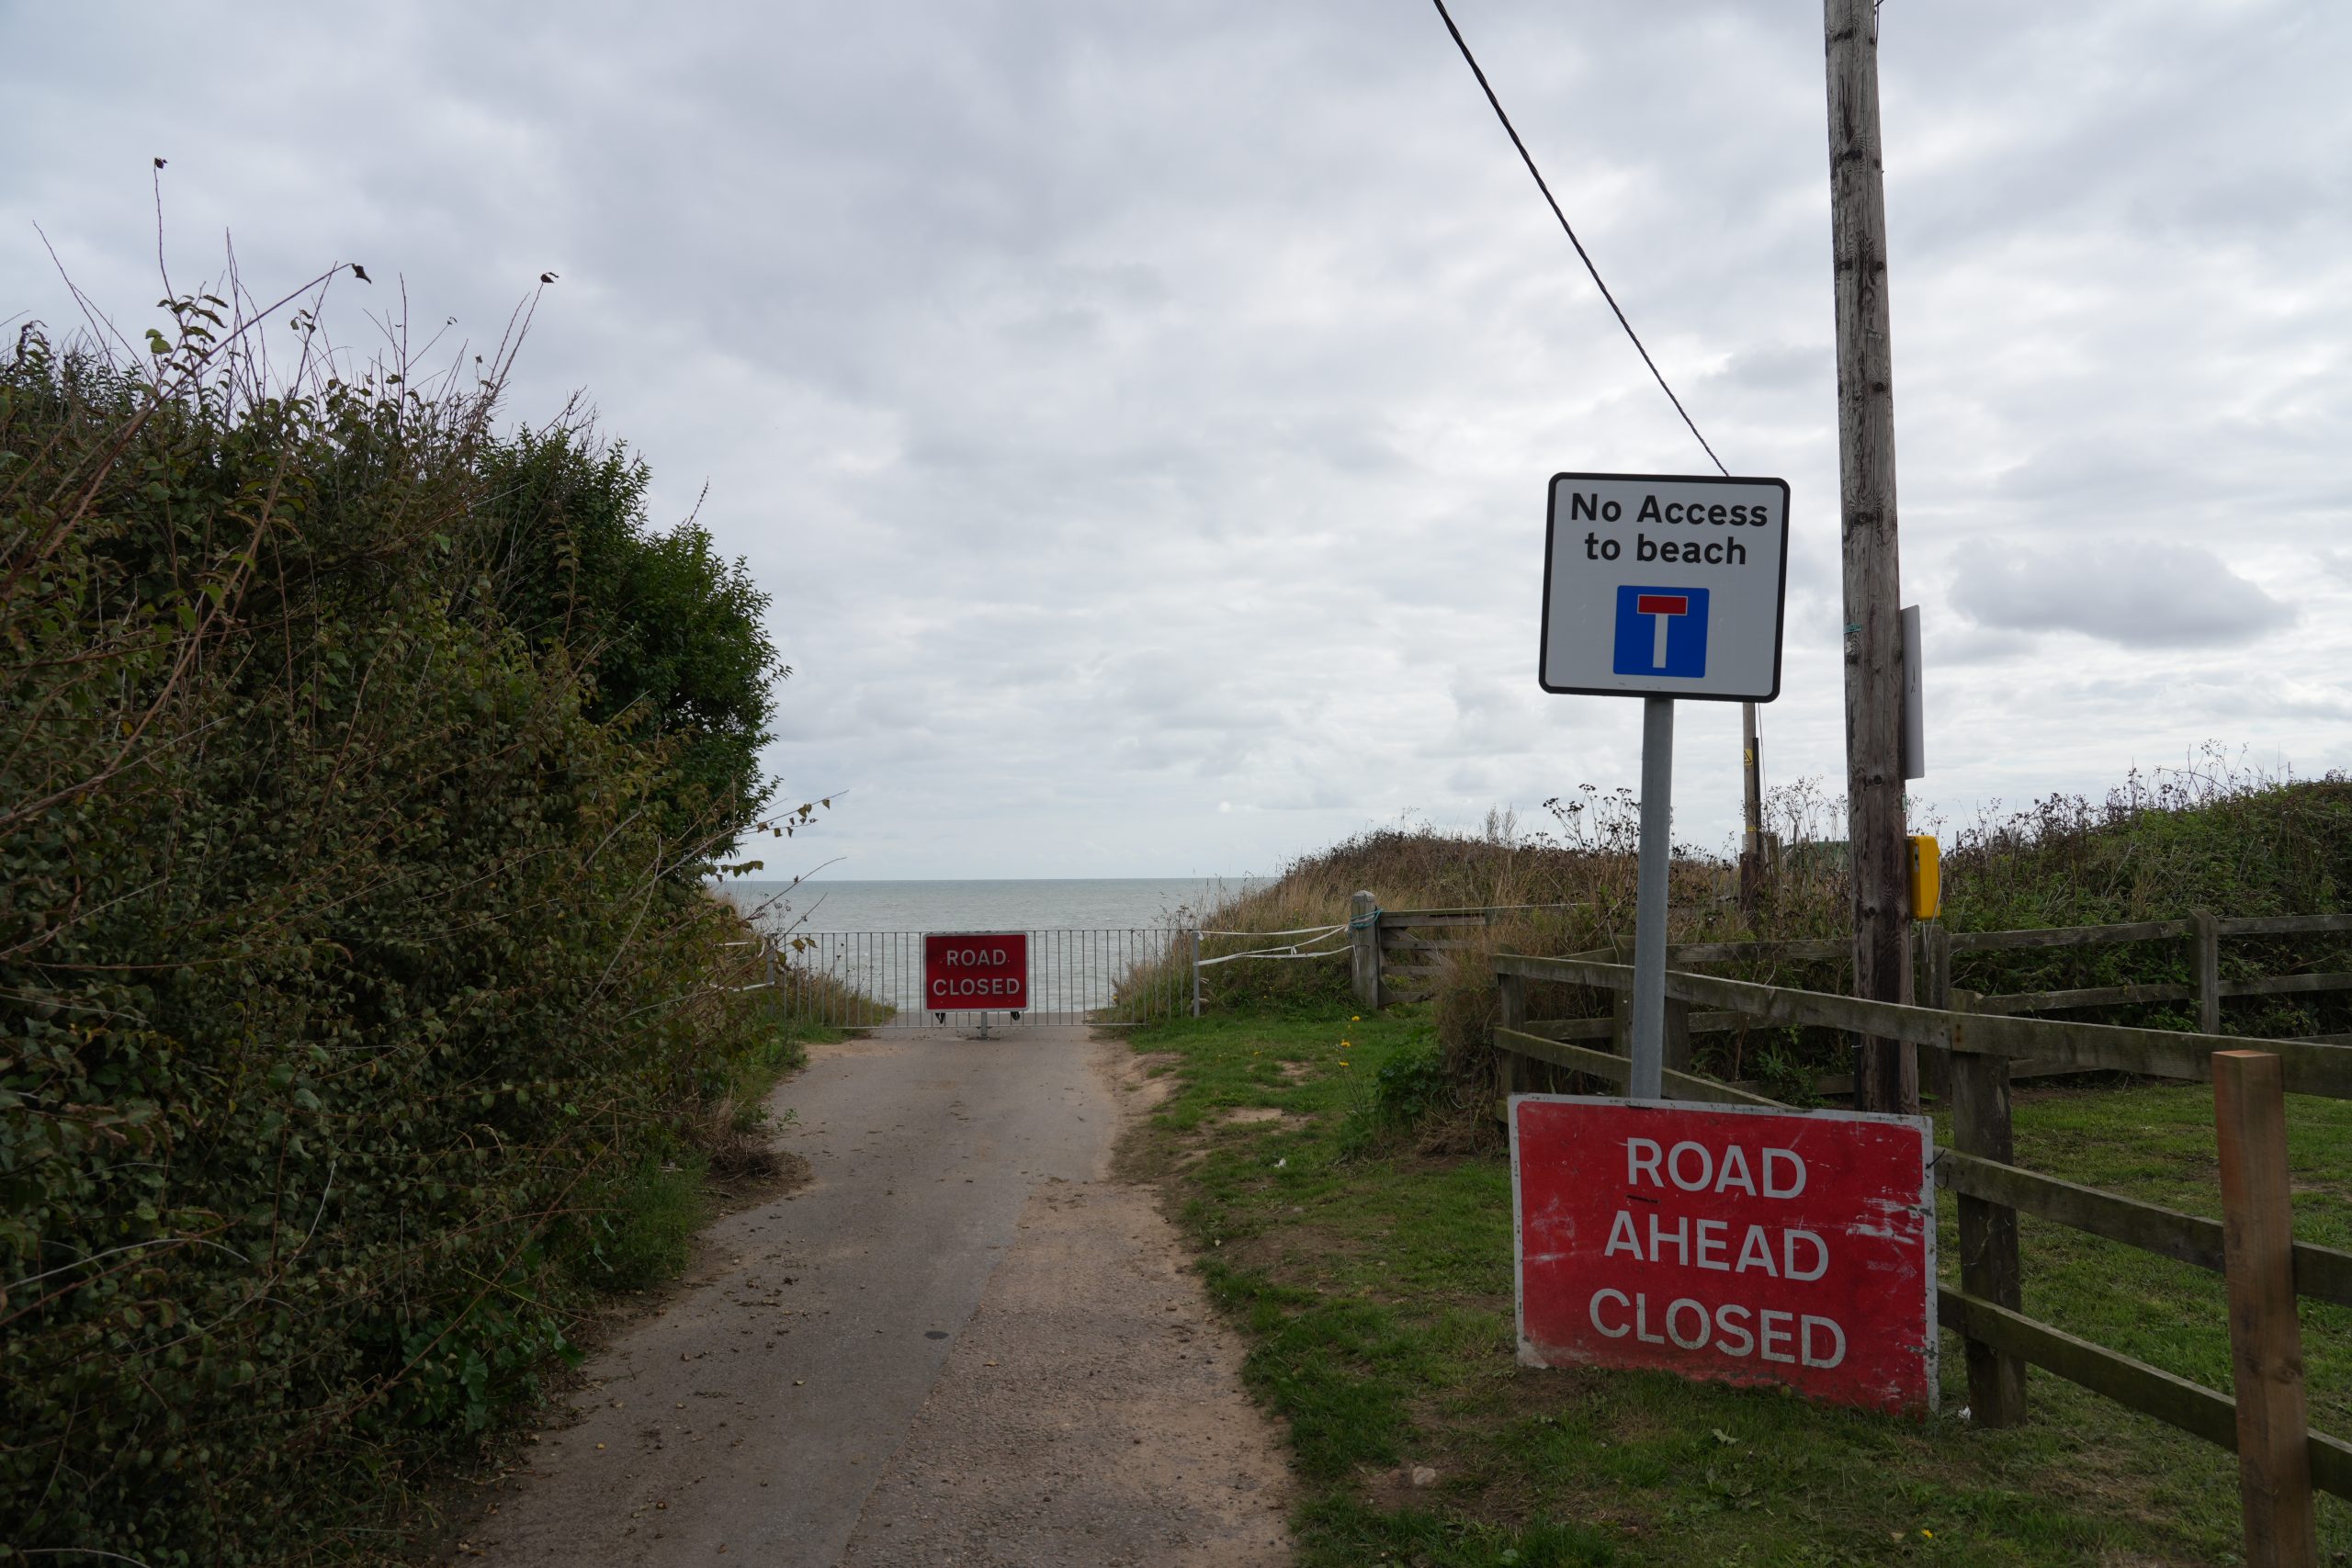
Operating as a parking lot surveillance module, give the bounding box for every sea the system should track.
[713,876,1263,937]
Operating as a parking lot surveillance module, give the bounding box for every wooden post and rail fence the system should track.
[1489,940,2349,1566]
[1351,897,1597,1011]
[1354,897,2352,1067]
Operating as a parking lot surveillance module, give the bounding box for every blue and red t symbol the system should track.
[1612,586,1710,677]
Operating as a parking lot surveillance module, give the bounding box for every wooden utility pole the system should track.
[1824,0,1915,1113]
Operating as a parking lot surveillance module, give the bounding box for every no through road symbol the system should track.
[1613,586,1710,678]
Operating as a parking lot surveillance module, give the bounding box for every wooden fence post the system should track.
[1950,1039,2028,1427]
[1604,936,1633,1061]
[2194,908,2223,1036]
[1192,929,1204,1018]
[1920,921,1951,1010]
[1663,998,1694,1077]
[1351,891,1380,1011]
[1919,921,1951,1100]
[1498,972,1529,1105]
[2214,1049,2318,1568]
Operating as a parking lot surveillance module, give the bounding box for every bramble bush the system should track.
[1,272,805,1562]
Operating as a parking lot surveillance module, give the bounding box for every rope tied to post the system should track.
[1194,941,1352,969]
[1193,922,1353,968]
[1348,908,1385,931]
[1198,922,1349,940]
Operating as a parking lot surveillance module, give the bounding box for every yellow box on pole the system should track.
[1908,834,1941,920]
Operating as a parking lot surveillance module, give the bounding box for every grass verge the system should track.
[1125,1003,2352,1566]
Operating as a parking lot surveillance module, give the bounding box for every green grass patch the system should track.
[1129,1005,2352,1565]
[576,1152,710,1290]
[726,1014,822,1129]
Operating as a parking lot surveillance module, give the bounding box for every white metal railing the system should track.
[735,919,1367,1029]
[756,928,1191,1028]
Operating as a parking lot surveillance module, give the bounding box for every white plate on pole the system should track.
[1539,472,1791,703]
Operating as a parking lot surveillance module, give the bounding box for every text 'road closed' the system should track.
[922,931,1029,1012]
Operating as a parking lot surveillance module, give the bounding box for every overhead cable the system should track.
[1426,0,1729,478]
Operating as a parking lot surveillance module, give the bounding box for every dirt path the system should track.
[469,1023,1289,1566]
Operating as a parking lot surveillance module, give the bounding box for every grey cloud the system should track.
[1111,735,1187,772]
[2259,694,2352,724]
[8,0,2347,874]
[1265,787,1351,814]
[1926,621,2036,669]
[1446,762,1493,794]
[1952,542,2289,649]
[1988,441,2217,511]
[1713,344,1825,394]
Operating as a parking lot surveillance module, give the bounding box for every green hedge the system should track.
[1,298,792,1562]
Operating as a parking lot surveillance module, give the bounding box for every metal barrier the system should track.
[763,928,1191,1029]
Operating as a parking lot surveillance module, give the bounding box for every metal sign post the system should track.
[1540,472,1791,1098]
[1630,697,1674,1099]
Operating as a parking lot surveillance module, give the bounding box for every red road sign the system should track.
[923,931,1029,1013]
[1511,1096,1935,1415]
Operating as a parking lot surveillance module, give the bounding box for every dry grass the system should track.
[1138,763,2352,1088]
[769,957,897,1026]
[1134,795,1846,1073]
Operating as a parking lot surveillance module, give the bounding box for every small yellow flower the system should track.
[1340,1040,1351,1049]
[1351,1015,1362,1021]
[1921,1529,1933,1540]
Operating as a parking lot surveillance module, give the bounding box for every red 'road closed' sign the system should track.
[923,932,1028,1013]
[1511,1095,1936,1414]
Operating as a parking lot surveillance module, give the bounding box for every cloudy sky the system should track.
[7,1,2347,879]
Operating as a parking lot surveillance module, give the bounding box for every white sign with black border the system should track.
[1539,472,1792,702]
